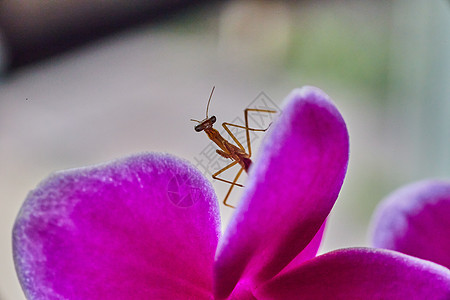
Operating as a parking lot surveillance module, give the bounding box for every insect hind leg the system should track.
[212,161,246,208]
[222,108,277,157]
[222,167,245,208]
[212,161,244,188]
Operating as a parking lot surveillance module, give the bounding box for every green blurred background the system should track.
[0,1,449,299]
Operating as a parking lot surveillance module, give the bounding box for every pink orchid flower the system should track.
[13,87,450,299]
[371,179,450,270]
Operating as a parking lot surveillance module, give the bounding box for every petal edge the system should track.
[14,153,220,299]
[258,248,450,300]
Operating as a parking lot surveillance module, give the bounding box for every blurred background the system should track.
[0,0,449,298]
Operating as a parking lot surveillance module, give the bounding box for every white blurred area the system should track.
[218,1,291,70]
[1,1,449,299]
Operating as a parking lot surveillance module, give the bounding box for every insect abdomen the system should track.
[242,157,252,173]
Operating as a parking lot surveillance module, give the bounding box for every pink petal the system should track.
[13,153,220,299]
[371,179,450,268]
[214,86,349,299]
[257,248,450,299]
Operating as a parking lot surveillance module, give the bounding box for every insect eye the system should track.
[210,116,216,124]
[194,123,204,132]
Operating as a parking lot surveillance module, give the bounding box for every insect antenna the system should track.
[206,86,215,118]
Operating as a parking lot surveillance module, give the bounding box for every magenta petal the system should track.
[257,248,450,299]
[371,179,450,268]
[281,220,327,274]
[13,153,220,299]
[214,87,349,298]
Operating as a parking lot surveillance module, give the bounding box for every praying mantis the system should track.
[191,87,277,208]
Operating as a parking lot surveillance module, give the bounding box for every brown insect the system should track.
[191,87,276,208]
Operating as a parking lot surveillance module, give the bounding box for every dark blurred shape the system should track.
[0,0,214,71]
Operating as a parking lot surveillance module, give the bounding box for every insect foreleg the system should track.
[216,149,231,159]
